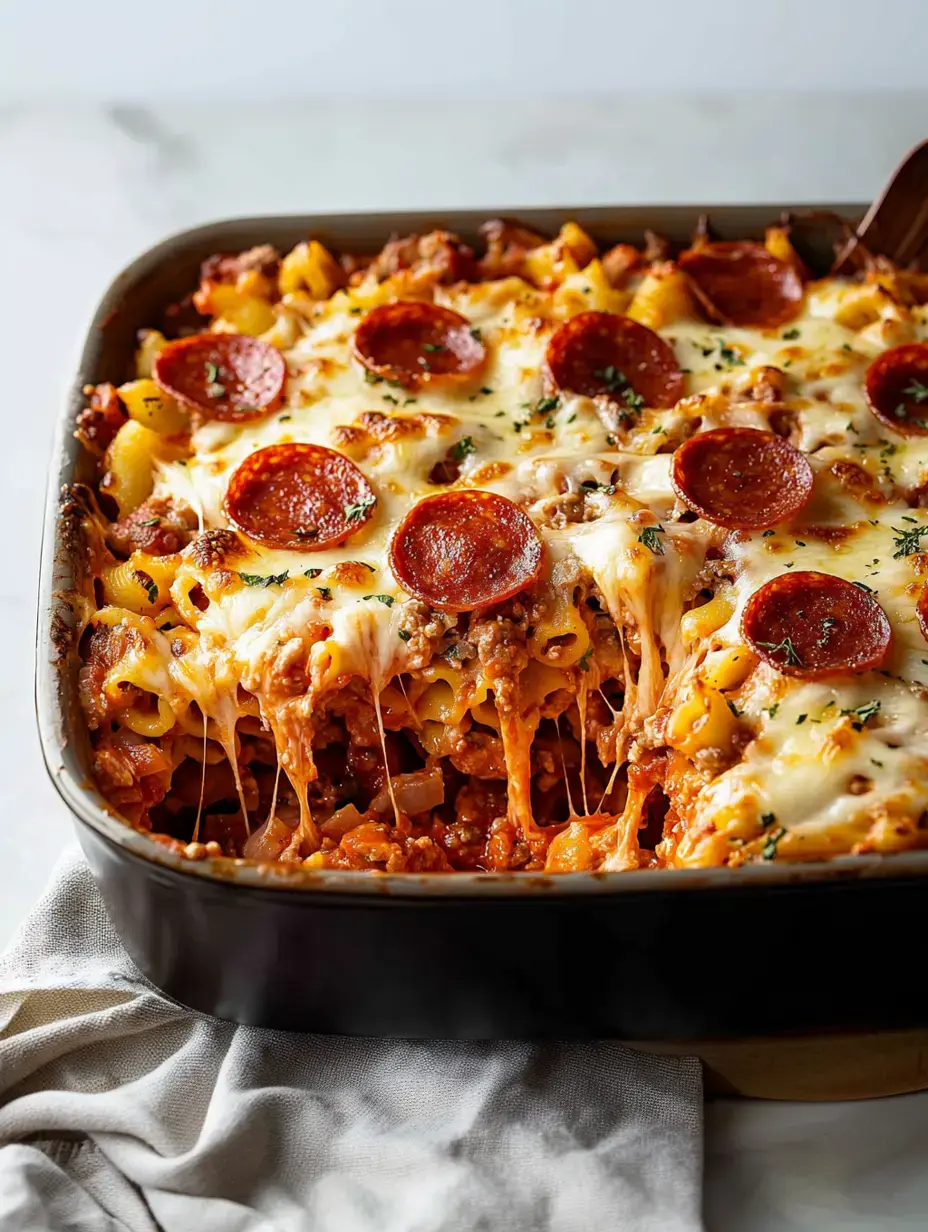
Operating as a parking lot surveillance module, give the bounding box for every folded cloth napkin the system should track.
[0,848,703,1232]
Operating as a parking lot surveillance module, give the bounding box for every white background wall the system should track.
[2,0,928,99]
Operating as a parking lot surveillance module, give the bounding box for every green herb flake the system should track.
[727,700,743,717]
[760,813,777,829]
[239,570,289,588]
[577,646,594,672]
[840,699,881,727]
[345,497,376,523]
[766,703,779,719]
[278,414,292,422]
[204,361,226,399]
[139,517,160,528]
[762,529,776,539]
[303,568,322,579]
[761,826,787,860]
[782,328,800,340]
[135,571,158,605]
[638,525,666,555]
[315,587,332,600]
[469,326,482,340]
[422,342,446,354]
[717,340,745,367]
[363,593,395,607]
[904,380,928,403]
[580,479,617,496]
[398,629,412,642]
[892,524,928,558]
[796,713,807,725]
[451,436,477,462]
[756,636,802,667]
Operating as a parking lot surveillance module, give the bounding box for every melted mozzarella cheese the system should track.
[138,261,928,863]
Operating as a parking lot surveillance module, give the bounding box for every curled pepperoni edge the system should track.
[153,333,286,422]
[670,427,814,531]
[864,343,928,437]
[677,241,804,329]
[352,302,487,389]
[544,311,684,408]
[389,490,544,612]
[740,571,892,679]
[223,442,376,551]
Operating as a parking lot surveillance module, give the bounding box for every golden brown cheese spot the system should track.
[329,560,378,588]
[189,529,245,569]
[332,410,457,459]
[828,461,888,506]
[469,461,513,485]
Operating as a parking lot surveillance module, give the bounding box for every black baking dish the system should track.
[36,205,928,1039]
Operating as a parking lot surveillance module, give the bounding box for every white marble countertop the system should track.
[5,96,928,1229]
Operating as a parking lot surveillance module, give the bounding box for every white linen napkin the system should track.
[0,848,703,1232]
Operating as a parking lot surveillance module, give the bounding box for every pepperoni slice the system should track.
[678,242,803,328]
[865,343,928,436]
[224,443,376,550]
[741,572,891,678]
[671,428,813,530]
[545,312,684,408]
[353,302,487,388]
[154,334,286,422]
[918,583,928,645]
[389,490,543,611]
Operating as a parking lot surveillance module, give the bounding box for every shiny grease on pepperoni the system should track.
[678,242,803,328]
[545,312,684,408]
[224,443,376,550]
[389,490,543,611]
[353,302,487,389]
[154,334,286,421]
[741,572,891,678]
[865,343,928,436]
[671,428,813,530]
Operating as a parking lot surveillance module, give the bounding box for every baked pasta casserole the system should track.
[67,218,928,873]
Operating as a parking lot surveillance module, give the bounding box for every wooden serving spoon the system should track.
[834,137,928,271]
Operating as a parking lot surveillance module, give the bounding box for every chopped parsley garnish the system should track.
[892,523,928,558]
[278,414,292,422]
[451,436,477,462]
[293,526,318,539]
[716,339,745,367]
[345,497,376,522]
[469,326,482,340]
[135,571,158,605]
[904,380,928,402]
[422,342,446,353]
[139,517,160,527]
[580,479,617,495]
[852,580,874,592]
[796,714,807,725]
[762,529,775,538]
[638,525,666,555]
[766,703,779,719]
[315,587,332,600]
[529,395,560,417]
[593,366,645,411]
[756,636,802,667]
[239,570,289,588]
[204,361,226,399]
[382,393,399,405]
[781,328,800,340]
[760,813,777,829]
[605,434,616,447]
[398,629,412,642]
[840,699,881,727]
[303,568,322,579]
[363,593,395,607]
[577,646,594,672]
[761,827,787,860]
[727,700,743,717]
